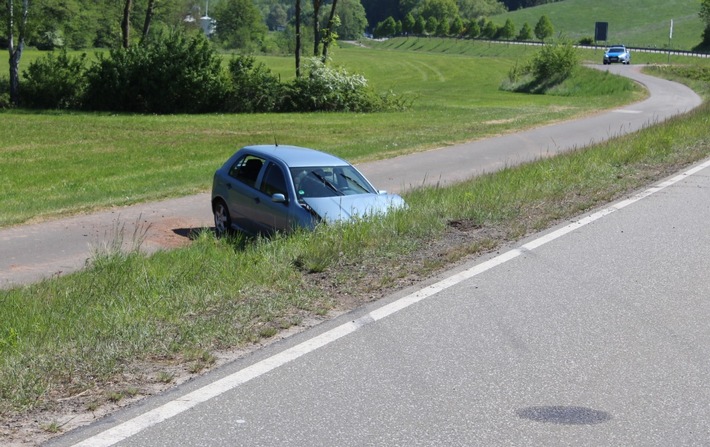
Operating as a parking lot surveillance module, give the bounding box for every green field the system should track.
[0,43,642,227]
[2,33,710,438]
[493,0,705,50]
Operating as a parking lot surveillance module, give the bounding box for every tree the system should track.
[375,16,396,37]
[457,0,506,20]
[213,0,267,50]
[534,15,553,41]
[402,12,415,35]
[425,16,438,35]
[701,0,710,44]
[517,22,532,40]
[5,0,29,105]
[140,0,156,45]
[321,0,338,62]
[266,4,288,30]
[420,0,459,22]
[360,0,400,26]
[122,0,132,48]
[414,15,426,35]
[436,17,450,36]
[467,19,481,38]
[295,0,302,77]
[450,16,464,37]
[481,19,498,39]
[335,0,368,40]
[500,18,515,40]
[312,0,322,55]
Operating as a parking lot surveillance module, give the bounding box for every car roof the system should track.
[239,145,350,168]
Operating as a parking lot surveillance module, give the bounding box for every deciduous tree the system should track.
[5,0,29,105]
[700,0,710,44]
[534,14,553,41]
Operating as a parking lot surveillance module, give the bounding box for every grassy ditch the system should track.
[1,67,709,431]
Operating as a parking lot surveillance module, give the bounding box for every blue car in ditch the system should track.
[211,145,406,235]
[603,45,631,65]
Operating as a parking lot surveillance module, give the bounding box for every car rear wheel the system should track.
[213,200,232,236]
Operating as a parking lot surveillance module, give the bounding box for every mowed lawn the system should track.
[0,43,641,227]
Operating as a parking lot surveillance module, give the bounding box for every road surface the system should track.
[47,157,710,446]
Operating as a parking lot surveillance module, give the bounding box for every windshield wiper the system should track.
[339,173,370,193]
[310,171,342,195]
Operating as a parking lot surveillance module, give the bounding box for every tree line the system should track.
[360,0,564,29]
[373,13,553,42]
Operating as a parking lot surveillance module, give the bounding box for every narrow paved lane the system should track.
[0,65,701,288]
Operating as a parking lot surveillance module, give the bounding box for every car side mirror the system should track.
[272,193,287,204]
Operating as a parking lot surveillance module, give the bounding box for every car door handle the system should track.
[253,197,261,204]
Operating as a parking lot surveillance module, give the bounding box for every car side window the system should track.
[229,155,264,189]
[260,163,287,198]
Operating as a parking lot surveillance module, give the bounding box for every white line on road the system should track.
[71,158,710,447]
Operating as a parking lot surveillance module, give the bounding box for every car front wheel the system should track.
[213,200,232,236]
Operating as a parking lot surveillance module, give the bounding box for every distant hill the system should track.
[492,0,705,51]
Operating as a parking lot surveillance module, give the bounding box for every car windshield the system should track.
[609,47,625,52]
[291,165,377,199]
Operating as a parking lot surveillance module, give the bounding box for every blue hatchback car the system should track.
[603,45,631,65]
[211,145,406,235]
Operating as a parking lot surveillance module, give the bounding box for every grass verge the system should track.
[1,66,708,440]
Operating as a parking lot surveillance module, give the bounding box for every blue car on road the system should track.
[603,45,631,65]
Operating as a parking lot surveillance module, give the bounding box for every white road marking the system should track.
[72,158,710,447]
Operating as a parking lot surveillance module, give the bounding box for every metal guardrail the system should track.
[472,38,710,58]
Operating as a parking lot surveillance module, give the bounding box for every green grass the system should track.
[1,72,708,420]
[2,39,708,427]
[0,44,642,227]
[492,0,706,50]
[370,36,710,66]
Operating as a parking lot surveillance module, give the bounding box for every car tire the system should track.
[213,200,232,236]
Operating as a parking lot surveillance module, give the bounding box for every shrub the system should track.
[503,41,578,94]
[0,77,11,109]
[83,30,229,113]
[285,58,401,112]
[530,41,578,84]
[225,55,284,113]
[21,50,87,109]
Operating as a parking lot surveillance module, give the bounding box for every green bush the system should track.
[83,30,229,114]
[225,55,284,113]
[503,41,579,94]
[285,58,401,112]
[0,77,10,109]
[21,50,87,109]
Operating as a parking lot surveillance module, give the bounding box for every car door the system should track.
[253,161,292,233]
[224,154,266,234]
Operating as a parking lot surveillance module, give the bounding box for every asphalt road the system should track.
[0,64,702,290]
[48,156,710,446]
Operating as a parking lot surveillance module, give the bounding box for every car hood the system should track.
[303,193,406,223]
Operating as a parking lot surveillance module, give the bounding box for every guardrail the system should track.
[473,38,710,58]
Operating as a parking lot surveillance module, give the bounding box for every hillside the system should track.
[492,0,705,51]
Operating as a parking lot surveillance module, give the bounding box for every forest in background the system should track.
[0,0,562,52]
